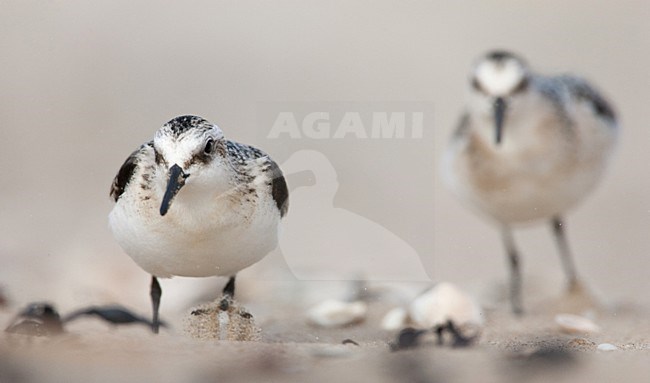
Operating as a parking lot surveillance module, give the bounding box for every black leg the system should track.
[501,228,523,315]
[150,276,161,334]
[551,216,579,291]
[222,275,236,297]
[434,324,445,345]
[219,275,236,311]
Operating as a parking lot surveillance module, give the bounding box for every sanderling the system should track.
[109,115,289,333]
[443,50,618,314]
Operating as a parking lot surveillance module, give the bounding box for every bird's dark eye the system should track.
[204,139,214,154]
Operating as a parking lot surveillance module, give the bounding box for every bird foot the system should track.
[184,298,260,341]
[218,296,232,311]
[544,280,601,315]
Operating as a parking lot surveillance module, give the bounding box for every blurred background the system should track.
[0,1,648,316]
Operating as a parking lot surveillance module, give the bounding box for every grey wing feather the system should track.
[110,141,153,202]
[226,140,289,217]
[556,75,617,123]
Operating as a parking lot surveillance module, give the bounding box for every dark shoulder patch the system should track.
[269,159,289,217]
[226,140,289,216]
[110,141,152,202]
[225,140,289,216]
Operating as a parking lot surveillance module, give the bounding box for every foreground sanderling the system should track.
[109,115,288,332]
[443,50,618,313]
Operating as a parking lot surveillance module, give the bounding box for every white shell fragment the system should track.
[380,307,409,331]
[307,299,367,328]
[597,343,618,351]
[555,313,601,334]
[409,282,483,328]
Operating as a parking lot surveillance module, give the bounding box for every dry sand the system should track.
[2,1,650,382]
[2,281,650,383]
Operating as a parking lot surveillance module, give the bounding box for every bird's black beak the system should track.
[160,164,189,216]
[493,97,507,145]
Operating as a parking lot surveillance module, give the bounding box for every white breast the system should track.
[109,181,281,278]
[444,97,616,225]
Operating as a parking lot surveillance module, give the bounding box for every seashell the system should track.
[597,343,618,351]
[555,313,601,334]
[380,307,409,330]
[307,299,367,328]
[408,282,483,328]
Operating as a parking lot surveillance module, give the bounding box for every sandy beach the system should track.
[2,1,649,381]
[2,281,650,383]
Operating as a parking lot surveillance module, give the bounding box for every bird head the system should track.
[153,115,229,216]
[469,50,530,145]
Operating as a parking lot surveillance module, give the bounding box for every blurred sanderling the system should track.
[443,50,618,313]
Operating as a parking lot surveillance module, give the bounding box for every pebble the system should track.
[555,313,601,334]
[307,299,367,328]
